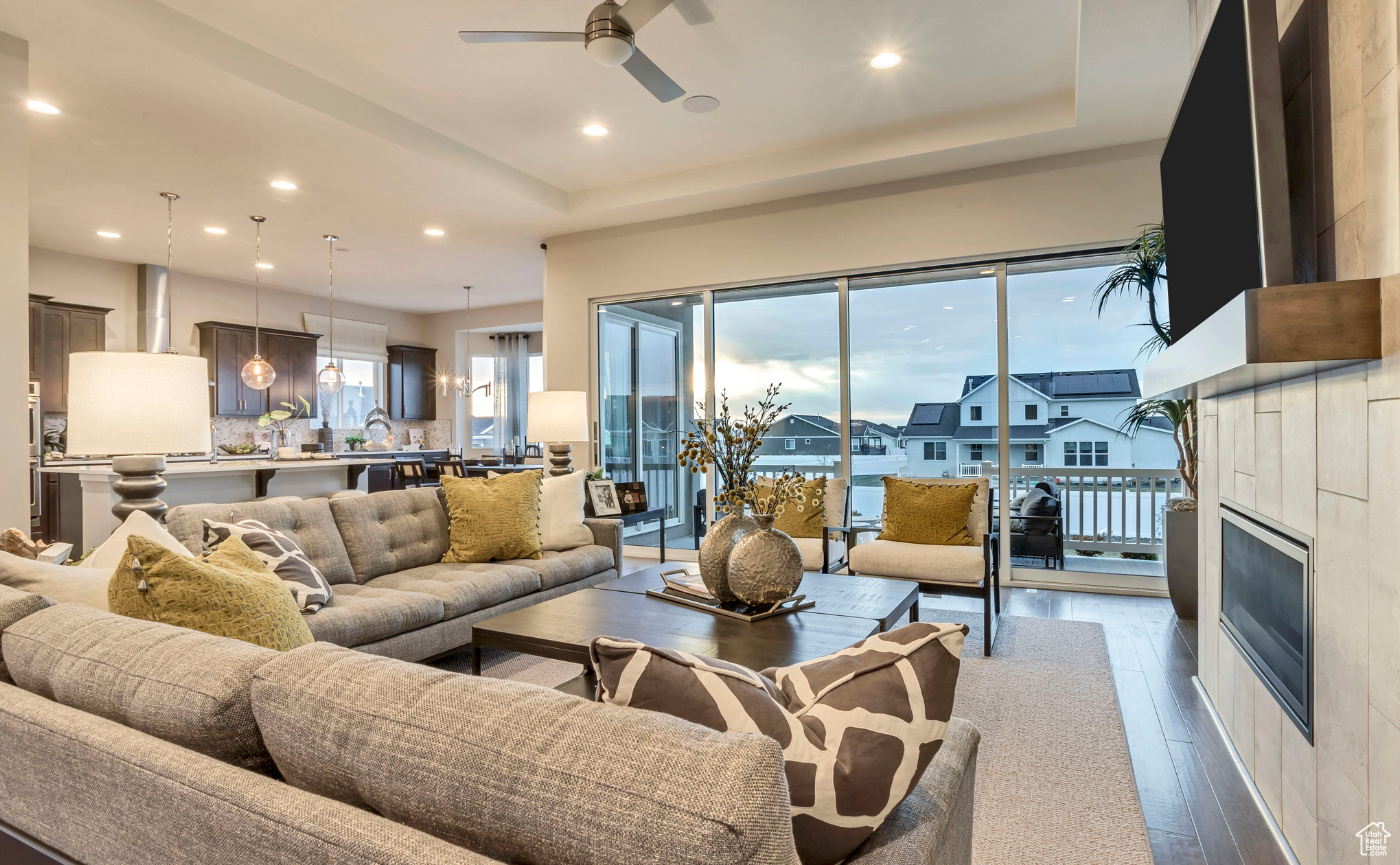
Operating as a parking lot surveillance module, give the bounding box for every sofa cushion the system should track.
[302,584,444,647]
[109,535,315,652]
[0,584,52,683]
[167,499,357,585]
[849,539,984,584]
[204,516,334,612]
[2,603,277,774]
[591,622,969,865]
[441,472,543,563]
[365,563,540,619]
[330,489,449,582]
[251,642,800,865]
[502,544,614,590]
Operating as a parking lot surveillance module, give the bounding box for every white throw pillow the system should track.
[0,554,111,610]
[78,510,193,571]
[539,471,594,551]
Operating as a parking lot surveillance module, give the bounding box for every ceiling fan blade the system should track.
[621,48,685,102]
[458,31,584,43]
[672,0,715,25]
[615,0,674,32]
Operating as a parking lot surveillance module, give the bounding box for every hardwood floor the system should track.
[618,559,1291,865]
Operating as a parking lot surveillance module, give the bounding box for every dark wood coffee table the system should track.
[598,564,921,632]
[469,585,881,680]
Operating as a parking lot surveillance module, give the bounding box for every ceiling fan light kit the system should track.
[458,0,701,103]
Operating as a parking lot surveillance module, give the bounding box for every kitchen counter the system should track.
[42,458,396,552]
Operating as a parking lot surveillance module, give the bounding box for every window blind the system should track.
[302,314,389,364]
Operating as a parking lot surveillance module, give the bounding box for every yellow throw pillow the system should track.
[108,535,313,652]
[877,478,979,546]
[441,472,543,563]
[755,477,826,539]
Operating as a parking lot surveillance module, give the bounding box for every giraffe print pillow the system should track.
[591,621,968,865]
[203,516,332,613]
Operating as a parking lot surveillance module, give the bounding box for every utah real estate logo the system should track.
[1358,822,1391,857]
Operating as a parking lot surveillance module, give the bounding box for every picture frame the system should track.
[586,479,622,516]
[614,481,648,515]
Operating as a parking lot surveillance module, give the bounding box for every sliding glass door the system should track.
[591,251,1180,592]
[598,295,703,548]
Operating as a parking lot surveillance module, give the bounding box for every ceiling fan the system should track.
[458,0,713,103]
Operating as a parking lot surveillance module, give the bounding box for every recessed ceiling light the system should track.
[256,262,274,269]
[27,100,60,115]
[270,180,297,190]
[582,124,608,137]
[204,227,227,235]
[683,95,720,113]
[424,228,445,237]
[1062,296,1076,302]
[870,53,902,69]
[95,231,121,239]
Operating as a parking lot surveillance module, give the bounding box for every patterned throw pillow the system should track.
[108,535,314,652]
[877,477,979,545]
[591,621,968,865]
[755,476,826,539]
[203,516,332,612]
[440,472,543,563]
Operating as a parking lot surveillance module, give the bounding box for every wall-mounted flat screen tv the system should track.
[1161,0,1292,341]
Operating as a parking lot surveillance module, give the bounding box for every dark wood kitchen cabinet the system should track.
[386,345,436,421]
[28,295,111,414]
[197,322,321,418]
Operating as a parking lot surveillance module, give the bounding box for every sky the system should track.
[710,265,1165,426]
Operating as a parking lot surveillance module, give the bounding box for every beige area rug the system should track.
[433,611,1152,865]
[922,608,1154,865]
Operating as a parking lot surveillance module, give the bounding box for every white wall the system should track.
[543,141,1166,467]
[0,33,29,530]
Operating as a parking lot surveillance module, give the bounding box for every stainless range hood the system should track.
[1142,278,1382,399]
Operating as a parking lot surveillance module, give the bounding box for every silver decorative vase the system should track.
[727,513,804,606]
[699,505,758,603]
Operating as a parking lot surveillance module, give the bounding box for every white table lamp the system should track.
[527,391,589,476]
[65,352,212,521]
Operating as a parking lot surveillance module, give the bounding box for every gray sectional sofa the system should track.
[0,585,980,865]
[164,487,624,662]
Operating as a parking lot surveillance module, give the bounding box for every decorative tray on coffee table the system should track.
[645,568,814,622]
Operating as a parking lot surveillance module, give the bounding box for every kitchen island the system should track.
[40,457,395,552]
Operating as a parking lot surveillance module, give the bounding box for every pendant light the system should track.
[159,192,180,354]
[240,216,275,390]
[316,235,346,395]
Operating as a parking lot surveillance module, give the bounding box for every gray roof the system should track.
[961,369,1142,399]
[902,403,960,438]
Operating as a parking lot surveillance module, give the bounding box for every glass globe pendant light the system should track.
[240,216,276,390]
[316,234,345,396]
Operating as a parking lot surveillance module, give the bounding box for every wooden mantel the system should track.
[1142,278,1382,399]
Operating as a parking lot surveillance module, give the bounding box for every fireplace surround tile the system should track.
[1316,745,1369,864]
[1315,490,1371,793]
[1368,399,1400,724]
[1254,676,1284,820]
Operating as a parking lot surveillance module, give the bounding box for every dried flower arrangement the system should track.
[678,384,790,513]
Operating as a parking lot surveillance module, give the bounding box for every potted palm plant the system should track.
[1097,224,1198,619]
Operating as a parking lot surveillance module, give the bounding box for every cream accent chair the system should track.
[847,476,1001,655]
[790,478,850,574]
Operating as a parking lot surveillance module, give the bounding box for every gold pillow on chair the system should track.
[754,477,826,539]
[877,477,979,546]
[440,472,543,563]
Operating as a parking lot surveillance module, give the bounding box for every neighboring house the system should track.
[902,369,1178,476]
[758,415,905,457]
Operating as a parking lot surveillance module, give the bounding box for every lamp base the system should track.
[111,455,169,523]
[546,443,574,477]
